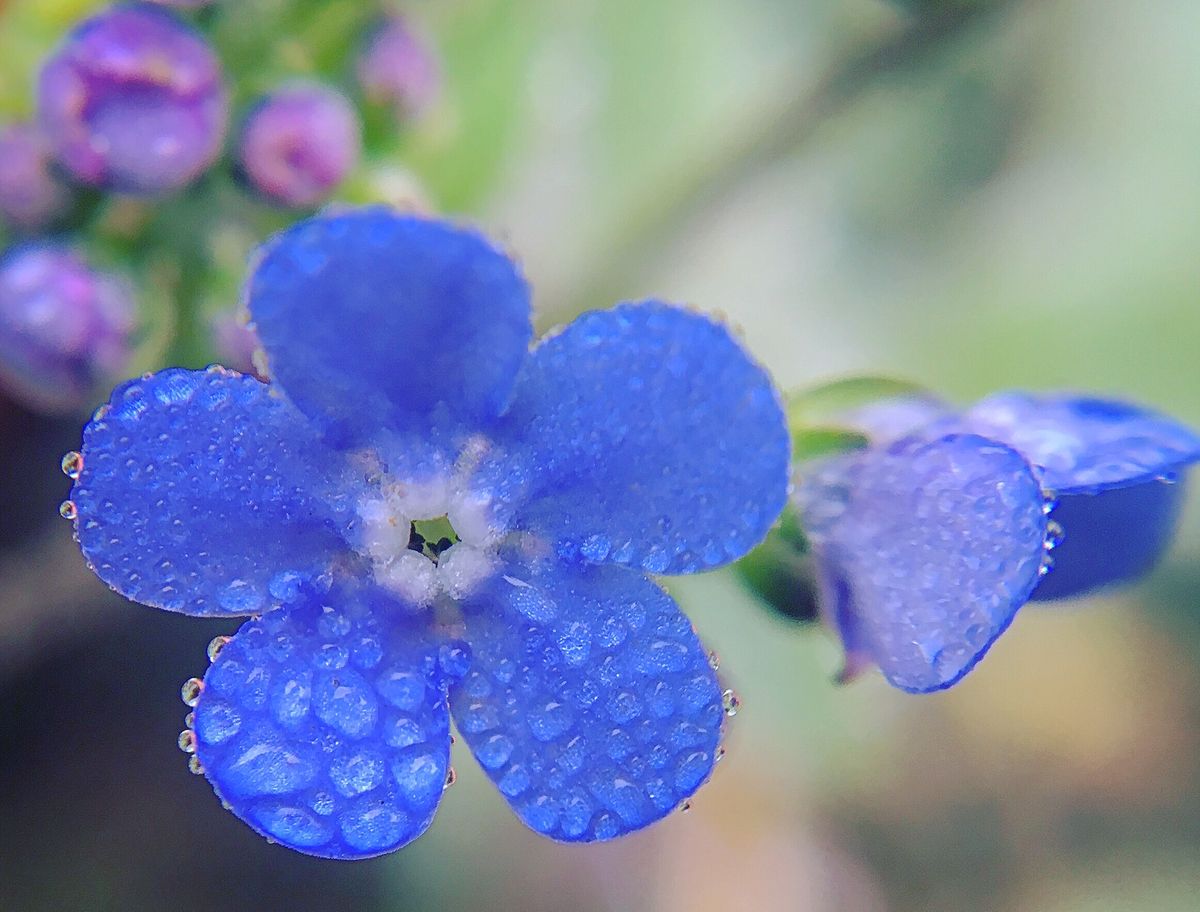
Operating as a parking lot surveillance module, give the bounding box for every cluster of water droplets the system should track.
[175,633,465,793]
[179,669,209,776]
[671,650,737,816]
[59,450,84,519]
[1038,492,1065,578]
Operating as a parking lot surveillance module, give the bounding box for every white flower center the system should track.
[353,455,503,605]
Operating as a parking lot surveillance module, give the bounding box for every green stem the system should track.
[148,176,224,368]
[164,237,210,368]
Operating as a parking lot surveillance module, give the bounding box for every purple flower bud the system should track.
[357,16,440,120]
[237,84,361,208]
[0,124,73,232]
[37,3,228,195]
[0,245,135,413]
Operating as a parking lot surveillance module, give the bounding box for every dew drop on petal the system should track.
[721,689,741,717]
[177,729,197,753]
[184,711,195,729]
[707,650,720,671]
[679,800,692,813]
[444,766,457,789]
[1044,520,1065,551]
[188,755,205,775]
[207,635,232,663]
[181,677,204,707]
[61,451,84,479]
[59,500,77,520]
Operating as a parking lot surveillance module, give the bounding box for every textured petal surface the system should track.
[964,392,1200,493]
[450,549,723,841]
[1032,478,1189,600]
[69,368,355,616]
[796,434,1049,693]
[247,208,532,450]
[477,303,789,574]
[193,587,454,859]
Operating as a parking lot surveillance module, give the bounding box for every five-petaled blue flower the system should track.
[64,207,790,858]
[794,390,1200,693]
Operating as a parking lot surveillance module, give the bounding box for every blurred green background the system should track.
[1,1,1199,910]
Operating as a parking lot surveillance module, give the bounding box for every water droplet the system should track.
[715,745,726,763]
[58,500,77,520]
[438,640,472,679]
[61,451,84,479]
[177,730,197,753]
[707,651,720,671]
[679,800,692,813]
[721,689,741,717]
[207,635,231,663]
[1044,520,1065,551]
[444,767,457,789]
[184,711,195,729]
[188,755,205,775]
[181,677,204,707]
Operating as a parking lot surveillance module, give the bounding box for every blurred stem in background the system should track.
[565,0,1019,316]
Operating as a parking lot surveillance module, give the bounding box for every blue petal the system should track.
[964,392,1200,494]
[796,434,1048,693]
[474,303,789,574]
[69,368,354,616]
[1031,478,1190,600]
[193,586,452,859]
[450,549,723,841]
[962,392,1200,601]
[838,394,954,446]
[246,208,532,450]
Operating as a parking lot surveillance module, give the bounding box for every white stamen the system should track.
[438,544,495,599]
[356,498,411,563]
[391,476,450,520]
[447,488,500,548]
[377,550,438,606]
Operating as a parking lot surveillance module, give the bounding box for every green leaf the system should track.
[787,375,929,426]
[734,504,821,626]
[792,426,870,461]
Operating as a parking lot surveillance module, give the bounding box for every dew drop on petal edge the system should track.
[181,677,204,707]
[178,729,197,753]
[61,451,84,479]
[721,689,742,717]
[207,635,232,663]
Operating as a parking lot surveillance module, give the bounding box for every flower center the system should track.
[354,471,498,607]
[409,516,458,561]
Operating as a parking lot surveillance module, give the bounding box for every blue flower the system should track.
[64,207,790,858]
[794,390,1200,693]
